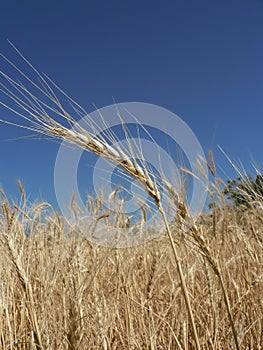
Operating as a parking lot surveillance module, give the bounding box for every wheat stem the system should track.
[158,204,201,350]
[0,46,201,345]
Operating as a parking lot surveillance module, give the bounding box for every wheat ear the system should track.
[0,45,201,349]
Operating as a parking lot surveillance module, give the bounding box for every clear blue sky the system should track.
[0,0,263,207]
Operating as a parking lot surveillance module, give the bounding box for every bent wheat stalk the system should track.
[0,44,201,349]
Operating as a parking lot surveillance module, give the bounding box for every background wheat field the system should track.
[0,182,262,350]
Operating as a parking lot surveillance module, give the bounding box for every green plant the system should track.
[224,174,263,207]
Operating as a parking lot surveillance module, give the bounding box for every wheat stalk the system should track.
[0,44,202,349]
[0,231,44,349]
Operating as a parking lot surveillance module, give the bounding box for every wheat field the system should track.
[0,183,262,349]
[0,46,262,349]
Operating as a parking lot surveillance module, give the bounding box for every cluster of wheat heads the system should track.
[0,184,262,349]
[0,44,262,349]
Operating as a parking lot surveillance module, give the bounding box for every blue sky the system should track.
[0,0,263,209]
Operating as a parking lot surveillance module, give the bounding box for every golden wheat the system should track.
[0,188,262,348]
[1,45,262,349]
